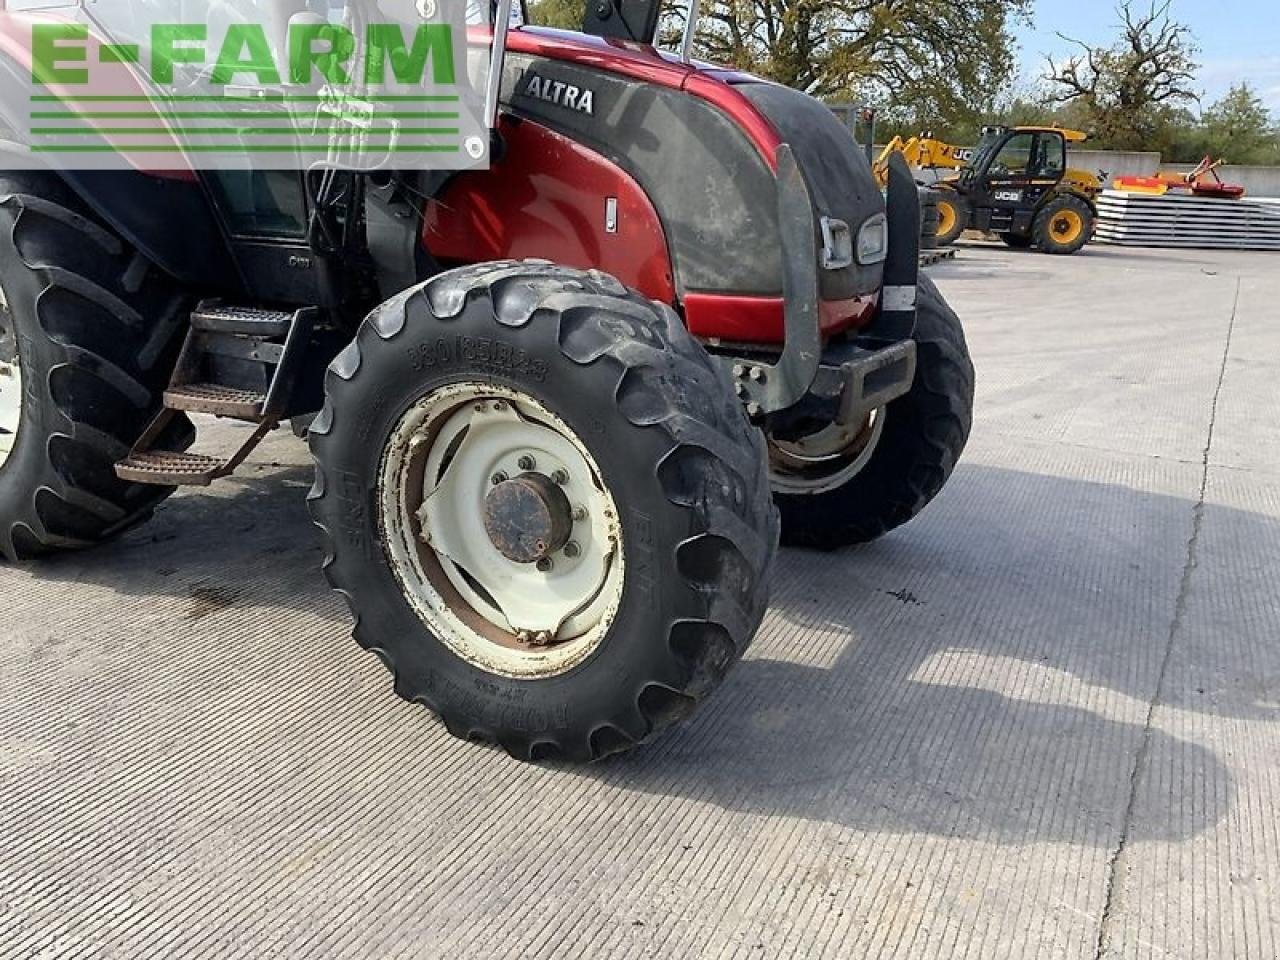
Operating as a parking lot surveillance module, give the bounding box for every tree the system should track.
[525,0,583,30]
[691,0,1029,122]
[1196,83,1280,165]
[1043,0,1199,150]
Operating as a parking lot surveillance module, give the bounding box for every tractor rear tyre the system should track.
[769,274,973,549]
[0,173,190,561]
[1033,195,1093,254]
[933,192,968,247]
[308,261,778,762]
[999,232,1034,249]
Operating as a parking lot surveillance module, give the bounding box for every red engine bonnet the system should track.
[429,29,875,345]
[502,29,784,171]
[425,116,676,303]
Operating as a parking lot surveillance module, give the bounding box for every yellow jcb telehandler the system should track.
[875,127,1103,254]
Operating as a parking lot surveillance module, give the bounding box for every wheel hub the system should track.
[379,382,625,679]
[1051,209,1084,243]
[483,471,573,564]
[768,409,886,496]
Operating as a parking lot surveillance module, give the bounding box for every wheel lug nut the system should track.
[563,541,581,558]
[518,455,536,471]
[491,471,508,486]
[536,557,553,573]
[551,469,569,485]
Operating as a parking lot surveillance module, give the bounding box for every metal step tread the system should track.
[164,382,267,418]
[191,304,294,337]
[115,450,228,486]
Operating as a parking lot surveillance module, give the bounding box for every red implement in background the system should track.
[1113,155,1245,199]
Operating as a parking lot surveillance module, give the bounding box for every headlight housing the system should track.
[855,213,888,265]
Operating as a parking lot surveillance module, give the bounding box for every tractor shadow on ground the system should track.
[582,461,1272,846]
[24,450,339,626]
[23,451,1273,847]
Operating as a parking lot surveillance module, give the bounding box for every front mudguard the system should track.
[716,146,919,426]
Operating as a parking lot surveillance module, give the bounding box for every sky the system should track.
[1014,0,1280,117]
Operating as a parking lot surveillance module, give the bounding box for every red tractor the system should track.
[0,0,973,760]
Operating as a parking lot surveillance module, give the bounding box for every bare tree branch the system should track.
[1041,0,1199,146]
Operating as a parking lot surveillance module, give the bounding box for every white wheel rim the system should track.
[378,382,625,680]
[0,283,21,471]
[768,409,886,496]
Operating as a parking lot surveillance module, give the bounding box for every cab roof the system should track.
[1012,126,1089,142]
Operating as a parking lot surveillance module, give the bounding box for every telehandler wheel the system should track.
[918,188,942,250]
[0,173,191,561]
[1033,194,1093,254]
[933,192,968,247]
[308,261,778,762]
[769,275,973,549]
[999,232,1034,249]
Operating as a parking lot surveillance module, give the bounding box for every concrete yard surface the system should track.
[1,244,1277,959]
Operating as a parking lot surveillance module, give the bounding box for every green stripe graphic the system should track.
[32,144,460,153]
[31,111,459,120]
[31,95,459,103]
[31,127,460,136]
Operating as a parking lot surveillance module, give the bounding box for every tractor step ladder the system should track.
[115,301,317,487]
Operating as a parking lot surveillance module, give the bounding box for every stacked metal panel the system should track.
[1096,190,1280,250]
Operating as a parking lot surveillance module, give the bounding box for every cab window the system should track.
[989,132,1035,176]
[1032,134,1066,176]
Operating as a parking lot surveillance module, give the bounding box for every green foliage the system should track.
[526,0,585,30]
[1194,84,1280,164]
[682,0,1030,128]
[1042,0,1199,150]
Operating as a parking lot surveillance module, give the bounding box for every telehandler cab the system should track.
[0,0,973,760]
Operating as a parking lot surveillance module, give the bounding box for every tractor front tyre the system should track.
[0,173,190,561]
[933,192,968,247]
[769,274,974,549]
[1033,195,1093,254]
[308,262,779,762]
